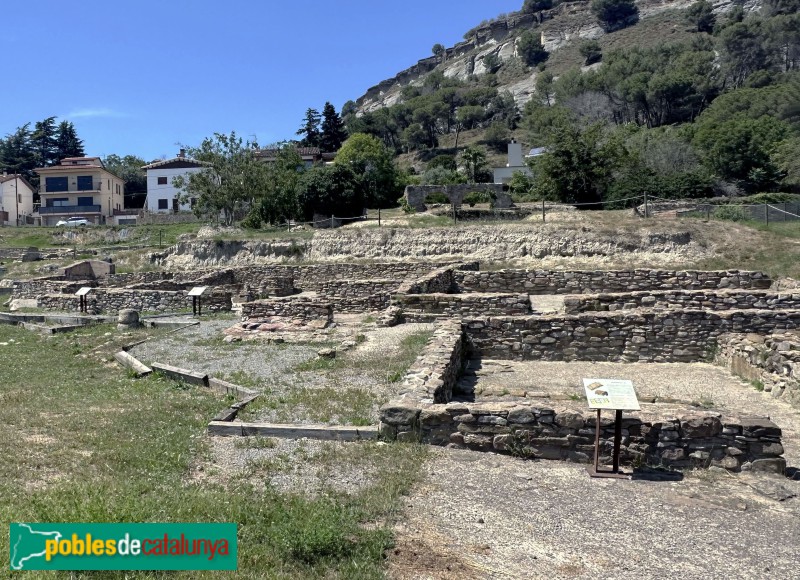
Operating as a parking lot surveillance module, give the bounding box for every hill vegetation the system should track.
[342,0,799,207]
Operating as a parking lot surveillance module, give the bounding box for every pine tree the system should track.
[31,117,59,167]
[296,108,322,148]
[0,124,37,182]
[320,102,348,152]
[55,121,85,160]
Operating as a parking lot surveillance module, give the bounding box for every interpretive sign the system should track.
[188,287,208,297]
[583,378,640,411]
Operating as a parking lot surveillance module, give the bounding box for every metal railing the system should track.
[39,205,102,215]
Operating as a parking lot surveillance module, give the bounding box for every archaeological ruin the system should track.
[6,255,798,476]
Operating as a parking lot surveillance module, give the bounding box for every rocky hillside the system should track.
[355,0,760,114]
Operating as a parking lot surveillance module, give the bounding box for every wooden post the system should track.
[593,409,601,472]
[542,199,546,223]
[612,409,623,473]
[378,207,381,227]
[644,192,649,218]
[765,203,769,227]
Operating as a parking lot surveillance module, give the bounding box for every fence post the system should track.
[765,203,769,227]
[643,192,649,218]
[784,202,788,222]
[331,214,334,229]
[542,199,546,223]
[452,204,456,225]
[706,205,710,221]
[378,207,381,227]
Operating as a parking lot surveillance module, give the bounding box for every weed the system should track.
[506,428,536,459]
[751,379,765,392]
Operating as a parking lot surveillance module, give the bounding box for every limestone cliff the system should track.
[355,0,761,114]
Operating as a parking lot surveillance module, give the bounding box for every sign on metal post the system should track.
[583,378,640,480]
[75,287,93,313]
[188,286,208,316]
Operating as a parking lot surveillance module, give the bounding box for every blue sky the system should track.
[1,0,522,161]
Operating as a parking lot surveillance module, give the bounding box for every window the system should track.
[158,199,169,210]
[17,194,21,203]
[77,176,93,191]
[157,176,168,185]
[45,177,68,192]
[77,196,94,207]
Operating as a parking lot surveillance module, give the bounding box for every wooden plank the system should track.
[207,422,244,436]
[151,362,208,386]
[212,408,240,422]
[114,351,152,377]
[208,377,257,398]
[231,393,260,410]
[207,421,379,441]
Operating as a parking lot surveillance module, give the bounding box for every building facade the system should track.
[142,150,207,213]
[35,157,125,226]
[0,173,35,226]
[493,140,535,184]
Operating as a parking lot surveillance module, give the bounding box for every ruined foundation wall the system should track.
[717,333,800,407]
[455,269,772,295]
[240,297,333,324]
[465,310,800,363]
[564,290,800,314]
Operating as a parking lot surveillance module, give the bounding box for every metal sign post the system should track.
[75,287,92,313]
[188,286,208,316]
[583,378,641,480]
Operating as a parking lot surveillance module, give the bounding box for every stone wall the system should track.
[455,269,773,295]
[392,320,467,406]
[240,297,333,325]
[465,310,800,363]
[379,401,786,473]
[404,184,511,212]
[564,290,800,314]
[397,266,456,295]
[12,278,93,299]
[717,333,800,407]
[317,279,398,312]
[39,289,191,314]
[399,293,532,320]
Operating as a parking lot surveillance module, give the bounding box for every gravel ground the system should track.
[388,450,800,579]
[130,318,434,424]
[129,318,320,385]
[195,437,386,497]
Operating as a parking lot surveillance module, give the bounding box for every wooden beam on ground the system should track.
[208,377,258,398]
[207,421,379,441]
[114,351,152,377]
[151,362,208,386]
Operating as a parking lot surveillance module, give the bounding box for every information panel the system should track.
[583,378,640,411]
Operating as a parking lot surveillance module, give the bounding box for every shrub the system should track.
[517,31,549,67]
[712,205,748,222]
[591,0,639,31]
[424,191,450,205]
[463,191,490,207]
[579,40,602,65]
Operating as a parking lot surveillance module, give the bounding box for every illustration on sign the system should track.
[583,378,640,411]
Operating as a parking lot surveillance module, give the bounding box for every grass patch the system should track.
[0,324,427,578]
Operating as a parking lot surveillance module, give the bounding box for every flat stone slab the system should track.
[114,351,152,377]
[208,421,379,441]
[151,362,208,386]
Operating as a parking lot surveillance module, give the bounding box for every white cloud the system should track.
[66,108,127,119]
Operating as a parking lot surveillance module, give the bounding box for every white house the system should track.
[142,150,208,213]
[493,140,535,184]
[0,173,35,226]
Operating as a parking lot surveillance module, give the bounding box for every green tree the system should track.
[428,155,458,171]
[772,136,800,187]
[523,0,554,11]
[517,31,549,66]
[172,132,267,226]
[0,124,36,183]
[685,1,715,33]
[533,122,619,205]
[483,52,502,74]
[718,21,770,88]
[483,122,511,152]
[247,147,305,227]
[320,102,348,152]
[31,117,59,168]
[591,0,639,32]
[334,133,400,208]
[459,146,489,183]
[432,43,445,58]
[55,121,85,160]
[762,0,800,16]
[579,41,603,65]
[296,108,322,148]
[297,164,362,220]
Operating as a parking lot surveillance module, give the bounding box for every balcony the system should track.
[39,205,102,215]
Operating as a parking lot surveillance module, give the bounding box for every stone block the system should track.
[380,403,421,426]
